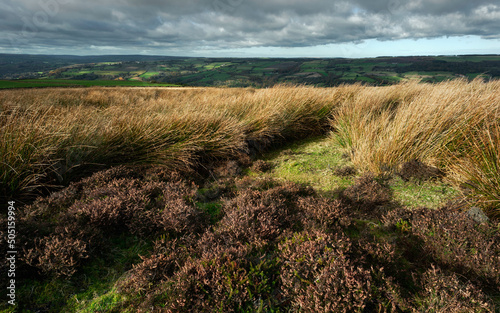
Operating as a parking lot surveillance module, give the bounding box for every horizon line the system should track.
[2,52,500,59]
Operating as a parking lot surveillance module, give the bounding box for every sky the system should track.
[1,0,499,58]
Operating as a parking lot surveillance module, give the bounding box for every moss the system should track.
[389,176,459,209]
[196,201,224,225]
[255,136,459,210]
[255,136,354,196]
[66,288,129,313]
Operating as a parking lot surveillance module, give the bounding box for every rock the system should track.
[467,207,489,224]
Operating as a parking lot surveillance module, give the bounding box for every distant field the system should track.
[0,79,180,89]
[139,71,160,79]
[2,54,500,87]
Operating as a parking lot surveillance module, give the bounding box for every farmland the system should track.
[2,54,500,88]
[0,80,499,312]
[0,79,179,89]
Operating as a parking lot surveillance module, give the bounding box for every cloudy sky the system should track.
[1,0,499,57]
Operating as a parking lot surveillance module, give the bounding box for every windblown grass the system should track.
[332,78,500,216]
[332,79,500,172]
[447,118,500,217]
[1,85,355,200]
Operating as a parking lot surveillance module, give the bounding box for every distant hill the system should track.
[1,54,499,87]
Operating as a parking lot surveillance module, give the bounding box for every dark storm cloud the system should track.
[1,0,499,54]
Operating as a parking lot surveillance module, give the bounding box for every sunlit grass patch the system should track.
[255,136,459,209]
[252,137,354,195]
[388,176,459,209]
[67,288,130,313]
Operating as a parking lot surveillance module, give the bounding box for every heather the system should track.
[2,163,498,312]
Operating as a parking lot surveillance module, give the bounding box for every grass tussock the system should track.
[446,118,500,217]
[333,79,500,172]
[1,85,358,200]
[332,78,500,216]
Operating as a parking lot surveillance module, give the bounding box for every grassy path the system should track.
[251,136,459,210]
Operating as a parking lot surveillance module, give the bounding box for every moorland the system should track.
[0,79,499,312]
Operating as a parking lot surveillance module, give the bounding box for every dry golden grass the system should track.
[332,78,500,216]
[333,79,500,170]
[446,118,500,216]
[0,85,356,198]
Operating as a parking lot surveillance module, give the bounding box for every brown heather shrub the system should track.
[298,196,352,230]
[251,159,273,173]
[12,166,155,238]
[31,185,81,214]
[195,175,238,203]
[66,177,203,238]
[354,240,401,275]
[218,182,313,243]
[333,165,357,177]
[414,266,495,312]
[118,180,319,312]
[279,230,373,312]
[398,159,443,182]
[58,168,203,236]
[350,234,420,311]
[23,234,88,277]
[217,198,285,245]
[412,209,500,287]
[370,272,411,313]
[11,166,205,282]
[14,159,500,311]
[72,165,142,190]
[341,172,392,211]
[119,239,189,295]
[212,160,243,178]
[156,244,254,312]
[133,237,282,313]
[383,207,500,288]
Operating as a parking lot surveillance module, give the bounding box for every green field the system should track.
[0,79,180,89]
[1,54,500,88]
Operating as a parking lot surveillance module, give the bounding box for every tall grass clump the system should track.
[1,86,351,200]
[332,79,500,174]
[332,78,500,216]
[0,102,98,198]
[447,117,500,217]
